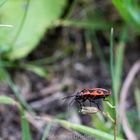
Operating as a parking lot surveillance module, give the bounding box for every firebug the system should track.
[63,88,111,111]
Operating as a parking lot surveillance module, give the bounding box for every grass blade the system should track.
[0,95,17,105]
[6,74,34,114]
[20,110,32,140]
[25,64,48,78]
[114,42,125,106]
[0,0,9,7]
[0,96,32,140]
[41,123,52,140]
[56,119,124,140]
[112,0,140,33]
[54,19,112,30]
[134,88,140,120]
[109,28,115,104]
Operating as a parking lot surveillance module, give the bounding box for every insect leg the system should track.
[75,99,83,109]
[89,96,96,107]
[91,99,102,111]
[89,98,93,106]
[90,100,92,106]
[82,98,87,106]
[103,97,109,102]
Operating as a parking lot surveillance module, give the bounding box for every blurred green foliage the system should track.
[0,96,32,140]
[0,0,67,60]
[0,0,140,140]
[112,0,140,33]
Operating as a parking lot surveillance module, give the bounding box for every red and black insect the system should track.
[64,88,111,110]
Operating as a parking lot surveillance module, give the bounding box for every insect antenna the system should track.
[67,97,76,111]
[62,94,77,111]
[62,94,77,100]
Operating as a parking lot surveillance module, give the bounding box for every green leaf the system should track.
[0,95,32,140]
[54,19,112,29]
[0,68,8,80]
[41,123,52,140]
[25,64,48,78]
[134,88,140,120]
[0,0,8,7]
[112,0,140,33]
[0,0,67,59]
[92,113,112,133]
[6,74,34,114]
[56,119,124,140]
[20,110,32,140]
[0,95,17,105]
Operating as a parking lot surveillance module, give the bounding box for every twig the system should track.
[119,60,140,140]
[40,77,73,96]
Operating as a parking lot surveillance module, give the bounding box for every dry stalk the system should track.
[119,60,140,140]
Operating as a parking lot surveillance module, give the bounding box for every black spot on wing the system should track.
[97,90,102,94]
[101,89,109,94]
[89,90,94,93]
[103,91,108,94]
[81,89,87,93]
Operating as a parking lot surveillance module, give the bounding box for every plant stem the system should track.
[110,28,115,104]
[114,119,117,140]
[102,111,115,123]
[109,28,117,140]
